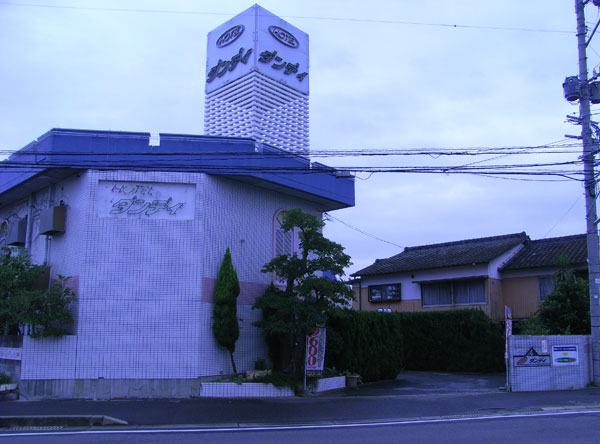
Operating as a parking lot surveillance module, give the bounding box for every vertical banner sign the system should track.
[305,327,326,376]
[505,306,512,391]
[505,306,512,359]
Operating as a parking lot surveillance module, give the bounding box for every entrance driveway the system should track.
[318,371,507,397]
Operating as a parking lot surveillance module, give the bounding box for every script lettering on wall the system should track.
[97,181,196,220]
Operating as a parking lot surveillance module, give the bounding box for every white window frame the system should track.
[273,209,298,258]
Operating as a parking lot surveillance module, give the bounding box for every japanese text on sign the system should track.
[98,181,195,220]
[305,327,326,373]
[258,50,308,82]
[207,48,253,83]
[110,197,184,216]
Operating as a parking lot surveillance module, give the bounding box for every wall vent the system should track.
[39,206,66,235]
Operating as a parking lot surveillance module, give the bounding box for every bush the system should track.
[0,250,73,337]
[396,310,504,373]
[326,309,404,382]
[212,248,240,374]
[325,309,504,382]
[251,371,298,391]
[519,259,590,335]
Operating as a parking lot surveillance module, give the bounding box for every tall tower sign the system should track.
[204,5,309,152]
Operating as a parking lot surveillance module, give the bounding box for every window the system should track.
[272,210,300,284]
[0,220,7,247]
[422,282,452,306]
[454,280,486,305]
[274,210,295,257]
[422,279,486,307]
[369,284,401,302]
[538,276,556,301]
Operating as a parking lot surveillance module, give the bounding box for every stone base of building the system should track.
[19,378,206,400]
[18,378,300,399]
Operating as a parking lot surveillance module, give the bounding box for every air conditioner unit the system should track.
[39,206,66,235]
[6,219,27,246]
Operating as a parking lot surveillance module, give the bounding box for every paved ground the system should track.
[327,371,508,396]
[0,372,598,428]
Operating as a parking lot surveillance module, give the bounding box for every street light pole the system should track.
[574,0,600,385]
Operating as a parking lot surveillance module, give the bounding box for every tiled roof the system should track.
[500,234,587,271]
[352,232,529,277]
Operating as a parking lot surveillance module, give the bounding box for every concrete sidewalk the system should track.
[0,372,598,429]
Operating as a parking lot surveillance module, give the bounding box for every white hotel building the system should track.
[0,6,354,399]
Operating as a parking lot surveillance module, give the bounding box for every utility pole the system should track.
[573,0,600,385]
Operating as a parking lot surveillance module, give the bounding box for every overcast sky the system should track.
[0,1,594,274]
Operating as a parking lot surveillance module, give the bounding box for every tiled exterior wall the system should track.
[509,335,592,392]
[0,336,22,384]
[5,169,321,398]
[199,382,294,398]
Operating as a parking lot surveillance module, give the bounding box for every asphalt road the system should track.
[1,389,599,426]
[1,411,598,444]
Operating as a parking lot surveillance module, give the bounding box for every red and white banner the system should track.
[305,327,326,372]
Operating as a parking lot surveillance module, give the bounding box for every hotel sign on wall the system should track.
[205,5,309,95]
[97,181,195,220]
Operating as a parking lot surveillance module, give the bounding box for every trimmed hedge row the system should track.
[325,310,404,382]
[396,310,504,373]
[325,309,504,382]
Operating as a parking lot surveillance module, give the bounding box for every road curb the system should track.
[0,415,128,428]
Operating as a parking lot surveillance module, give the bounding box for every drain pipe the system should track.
[358,278,362,310]
[43,185,54,266]
[24,194,34,250]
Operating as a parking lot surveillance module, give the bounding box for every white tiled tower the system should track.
[204,5,309,152]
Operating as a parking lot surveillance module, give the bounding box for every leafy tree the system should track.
[212,247,241,374]
[252,209,353,375]
[0,249,73,337]
[522,257,590,335]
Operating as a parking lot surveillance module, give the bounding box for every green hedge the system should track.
[325,309,504,381]
[396,310,504,373]
[325,310,404,382]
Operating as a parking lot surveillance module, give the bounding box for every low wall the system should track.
[19,379,296,399]
[309,376,346,393]
[0,336,22,384]
[199,382,294,398]
[509,335,591,392]
[19,378,203,400]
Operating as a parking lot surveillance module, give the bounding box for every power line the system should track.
[0,143,583,158]
[0,1,574,34]
[324,213,403,249]
[542,195,584,238]
[0,159,586,181]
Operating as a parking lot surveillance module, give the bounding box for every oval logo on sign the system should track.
[216,25,245,48]
[268,25,299,48]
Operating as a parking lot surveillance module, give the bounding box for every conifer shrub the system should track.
[212,247,241,374]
